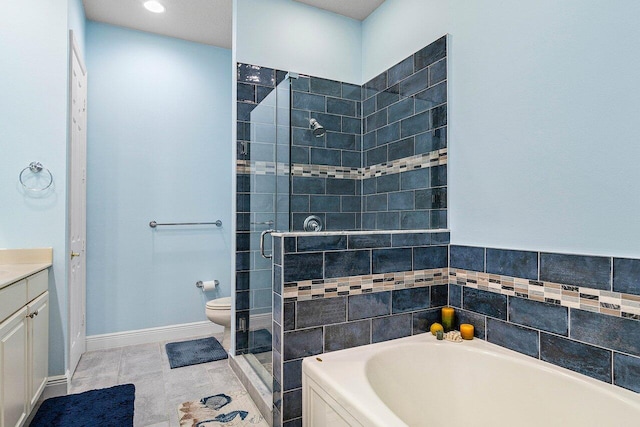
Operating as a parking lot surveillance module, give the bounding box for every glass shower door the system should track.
[245,72,290,388]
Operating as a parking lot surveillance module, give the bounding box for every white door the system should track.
[68,31,87,378]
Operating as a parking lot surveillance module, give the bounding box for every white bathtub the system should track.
[302,333,640,426]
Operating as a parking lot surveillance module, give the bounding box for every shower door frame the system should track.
[240,69,292,390]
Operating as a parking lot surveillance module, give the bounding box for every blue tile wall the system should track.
[282,389,302,422]
[274,230,450,424]
[325,320,371,352]
[283,252,323,282]
[348,292,391,321]
[486,248,538,280]
[290,74,362,232]
[414,245,448,269]
[361,36,447,231]
[283,302,295,331]
[540,333,612,383]
[456,309,486,339]
[487,318,539,358]
[449,283,462,308]
[325,250,371,278]
[613,258,640,295]
[508,297,568,335]
[296,235,346,252]
[282,327,323,360]
[450,245,484,271]
[272,236,640,427]
[570,309,640,357]
[430,285,449,307]
[449,244,640,395]
[348,233,392,249]
[372,248,412,273]
[614,353,640,393]
[540,252,611,290]
[412,308,442,335]
[392,287,431,313]
[296,297,346,328]
[463,287,507,319]
[282,359,302,391]
[414,36,446,71]
[372,314,413,343]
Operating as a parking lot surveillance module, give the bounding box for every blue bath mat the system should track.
[250,329,272,353]
[30,383,135,426]
[165,336,227,369]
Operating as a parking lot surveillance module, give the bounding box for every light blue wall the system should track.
[363,0,640,258]
[0,0,84,376]
[235,0,362,84]
[361,0,447,83]
[68,0,86,57]
[85,22,233,335]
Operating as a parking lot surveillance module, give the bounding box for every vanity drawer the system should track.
[27,269,48,301]
[0,279,27,323]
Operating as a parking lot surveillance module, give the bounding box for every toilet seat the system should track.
[206,297,231,310]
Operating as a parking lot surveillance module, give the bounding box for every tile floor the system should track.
[69,334,255,427]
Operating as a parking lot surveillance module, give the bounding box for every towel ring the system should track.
[19,162,54,192]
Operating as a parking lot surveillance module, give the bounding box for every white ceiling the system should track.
[83,0,233,48]
[82,0,385,49]
[294,0,385,21]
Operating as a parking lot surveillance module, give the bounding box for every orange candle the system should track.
[441,307,455,332]
[460,323,474,340]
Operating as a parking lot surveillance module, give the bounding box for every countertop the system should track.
[0,248,52,290]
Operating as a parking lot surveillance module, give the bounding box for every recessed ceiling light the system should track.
[143,0,165,13]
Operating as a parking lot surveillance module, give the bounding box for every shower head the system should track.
[310,118,326,137]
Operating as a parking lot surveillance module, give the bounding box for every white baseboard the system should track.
[86,321,224,351]
[42,375,68,400]
[24,375,68,426]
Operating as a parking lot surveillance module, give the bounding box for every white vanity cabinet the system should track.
[0,306,28,427]
[0,269,49,427]
[27,291,49,410]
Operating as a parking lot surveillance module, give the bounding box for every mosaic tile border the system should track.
[289,163,360,179]
[236,148,447,179]
[451,268,640,321]
[361,149,447,179]
[282,268,448,302]
[237,160,289,177]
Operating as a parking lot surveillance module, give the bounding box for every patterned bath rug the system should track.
[166,337,228,369]
[178,389,268,426]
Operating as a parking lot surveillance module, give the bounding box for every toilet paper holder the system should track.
[196,280,219,290]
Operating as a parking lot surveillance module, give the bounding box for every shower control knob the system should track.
[303,215,323,232]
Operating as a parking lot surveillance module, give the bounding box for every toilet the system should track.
[206,297,231,350]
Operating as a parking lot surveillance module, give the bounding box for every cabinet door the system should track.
[28,292,48,410]
[0,307,28,427]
